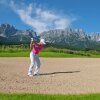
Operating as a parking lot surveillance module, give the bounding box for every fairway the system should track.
[0,57,100,94]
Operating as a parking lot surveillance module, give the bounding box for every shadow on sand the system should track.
[39,71,80,76]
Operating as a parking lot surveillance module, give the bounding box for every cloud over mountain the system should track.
[8,0,76,33]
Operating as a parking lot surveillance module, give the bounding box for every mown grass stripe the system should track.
[0,93,100,100]
[0,51,100,57]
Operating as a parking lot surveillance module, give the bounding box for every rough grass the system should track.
[0,45,100,57]
[0,51,100,57]
[0,51,83,57]
[0,93,100,100]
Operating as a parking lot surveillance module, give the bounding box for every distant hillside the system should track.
[0,24,35,44]
[41,29,100,50]
[0,23,100,50]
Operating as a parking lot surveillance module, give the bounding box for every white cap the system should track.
[31,38,33,41]
[40,39,46,44]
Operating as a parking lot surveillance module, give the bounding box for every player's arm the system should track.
[30,41,33,50]
[30,41,35,50]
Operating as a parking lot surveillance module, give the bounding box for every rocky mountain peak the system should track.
[0,23,100,50]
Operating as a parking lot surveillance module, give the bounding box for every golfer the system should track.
[28,38,46,77]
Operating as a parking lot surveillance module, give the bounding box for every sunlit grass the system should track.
[0,45,100,57]
[0,93,100,100]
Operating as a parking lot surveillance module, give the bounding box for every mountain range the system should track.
[0,23,100,50]
[0,24,35,44]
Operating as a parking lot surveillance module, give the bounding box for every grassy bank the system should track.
[0,93,100,100]
[0,51,87,57]
[0,45,100,57]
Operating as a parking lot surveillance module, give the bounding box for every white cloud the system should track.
[6,0,77,33]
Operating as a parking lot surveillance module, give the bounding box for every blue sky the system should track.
[0,0,100,33]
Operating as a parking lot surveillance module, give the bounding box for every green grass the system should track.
[0,51,97,57]
[0,45,100,57]
[39,52,90,57]
[0,93,100,100]
[0,51,29,57]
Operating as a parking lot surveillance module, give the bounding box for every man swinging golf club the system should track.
[28,33,46,77]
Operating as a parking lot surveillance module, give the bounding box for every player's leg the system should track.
[34,54,41,75]
[28,52,35,76]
